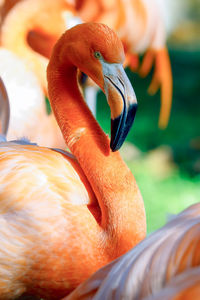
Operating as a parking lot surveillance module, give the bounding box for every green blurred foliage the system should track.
[128,157,200,233]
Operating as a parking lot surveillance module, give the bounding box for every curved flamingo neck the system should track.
[48,61,110,156]
[47,37,146,256]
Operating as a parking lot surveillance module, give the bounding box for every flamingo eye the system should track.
[94,51,102,59]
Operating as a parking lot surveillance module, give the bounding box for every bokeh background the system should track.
[96,0,200,233]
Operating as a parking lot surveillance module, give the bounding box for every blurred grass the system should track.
[96,48,200,233]
[127,154,200,233]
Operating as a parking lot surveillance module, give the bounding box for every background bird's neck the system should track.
[1,6,48,92]
[47,55,146,256]
[0,0,69,92]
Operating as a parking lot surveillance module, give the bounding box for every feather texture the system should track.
[65,203,200,300]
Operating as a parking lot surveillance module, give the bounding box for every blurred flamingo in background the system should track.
[65,202,200,300]
[0,0,78,147]
[0,23,146,299]
[74,0,173,128]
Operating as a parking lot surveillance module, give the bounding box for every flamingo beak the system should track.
[102,62,137,151]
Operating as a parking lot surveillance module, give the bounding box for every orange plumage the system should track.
[0,23,146,299]
[65,203,200,300]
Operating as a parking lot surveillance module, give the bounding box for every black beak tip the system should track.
[110,139,121,152]
[110,103,138,152]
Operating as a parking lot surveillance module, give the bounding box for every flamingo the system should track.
[65,202,200,300]
[0,23,146,299]
[74,0,173,128]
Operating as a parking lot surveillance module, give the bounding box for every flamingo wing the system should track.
[0,143,97,297]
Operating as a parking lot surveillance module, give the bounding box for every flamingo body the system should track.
[0,23,146,298]
[0,142,101,298]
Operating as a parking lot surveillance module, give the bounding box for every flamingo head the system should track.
[57,23,138,151]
